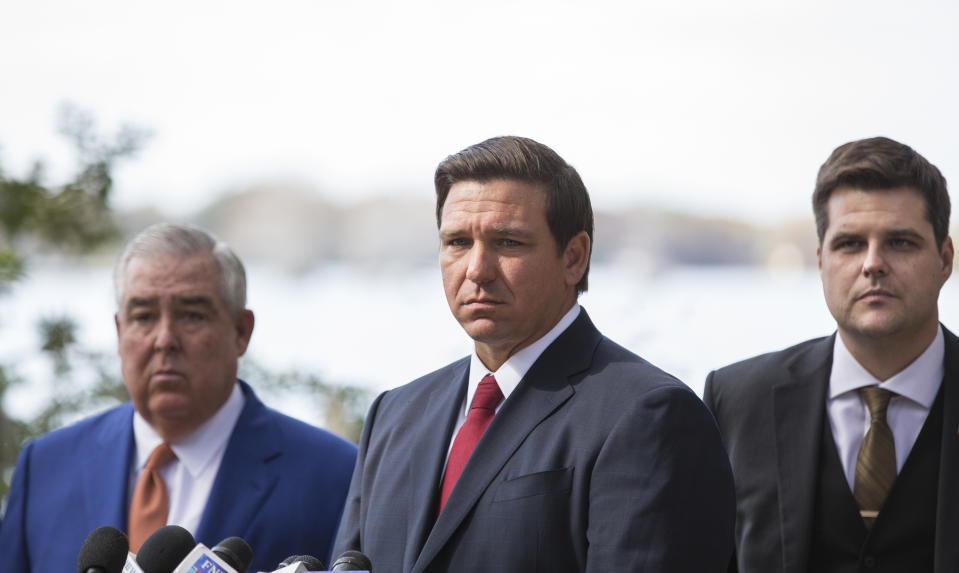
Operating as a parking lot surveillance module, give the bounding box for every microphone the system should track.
[134,525,197,573]
[171,535,254,573]
[273,555,325,572]
[213,536,254,572]
[77,526,129,573]
[329,550,372,571]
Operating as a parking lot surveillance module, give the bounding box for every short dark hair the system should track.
[813,136,950,246]
[434,136,594,292]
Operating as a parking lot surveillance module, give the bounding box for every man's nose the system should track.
[465,243,496,284]
[862,242,888,277]
[153,316,180,352]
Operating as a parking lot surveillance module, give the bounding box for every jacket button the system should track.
[863,555,876,568]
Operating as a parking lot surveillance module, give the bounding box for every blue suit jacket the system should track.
[0,380,357,573]
[333,309,736,573]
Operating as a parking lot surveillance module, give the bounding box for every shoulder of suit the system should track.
[592,335,686,384]
[24,401,133,451]
[708,335,832,382]
[379,355,470,399]
[238,387,358,461]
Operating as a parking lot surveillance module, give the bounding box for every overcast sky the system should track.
[1,0,957,222]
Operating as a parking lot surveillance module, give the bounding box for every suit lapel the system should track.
[934,327,959,572]
[412,311,599,573]
[404,360,469,572]
[195,382,281,545]
[772,336,831,573]
[80,403,135,531]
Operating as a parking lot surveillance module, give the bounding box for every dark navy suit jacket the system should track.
[0,380,357,572]
[334,309,735,573]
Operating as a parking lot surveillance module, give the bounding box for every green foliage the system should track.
[27,316,127,440]
[0,105,151,254]
[0,365,29,497]
[239,359,371,443]
[0,247,24,288]
[0,104,149,495]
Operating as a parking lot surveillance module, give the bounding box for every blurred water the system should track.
[4,260,959,427]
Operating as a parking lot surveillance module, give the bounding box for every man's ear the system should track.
[940,236,954,284]
[563,231,590,287]
[234,310,255,356]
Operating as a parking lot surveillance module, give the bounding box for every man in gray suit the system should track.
[334,135,735,572]
[705,136,959,572]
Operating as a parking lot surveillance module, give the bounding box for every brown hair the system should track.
[434,136,594,292]
[813,136,949,246]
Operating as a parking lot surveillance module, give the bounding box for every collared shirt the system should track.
[130,381,245,535]
[446,303,581,457]
[827,326,944,489]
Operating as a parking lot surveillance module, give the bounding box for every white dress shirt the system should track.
[130,381,245,535]
[827,326,944,490]
[446,303,582,458]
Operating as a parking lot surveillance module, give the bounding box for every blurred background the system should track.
[2,0,959,492]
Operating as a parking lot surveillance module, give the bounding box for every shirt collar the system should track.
[132,381,246,478]
[465,303,581,415]
[829,325,944,408]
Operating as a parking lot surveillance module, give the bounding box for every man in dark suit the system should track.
[705,136,958,572]
[0,223,357,572]
[334,136,736,572]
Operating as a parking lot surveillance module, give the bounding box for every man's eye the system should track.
[131,313,154,323]
[447,238,469,247]
[836,240,862,250]
[184,311,207,322]
[890,238,915,248]
[502,239,521,247]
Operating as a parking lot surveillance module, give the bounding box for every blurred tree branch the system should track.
[239,359,371,443]
[0,103,150,495]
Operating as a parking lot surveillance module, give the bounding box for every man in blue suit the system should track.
[333,136,736,572]
[0,223,357,572]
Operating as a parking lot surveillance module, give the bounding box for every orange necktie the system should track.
[128,443,176,552]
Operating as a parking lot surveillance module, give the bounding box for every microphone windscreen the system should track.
[330,549,372,571]
[77,526,129,573]
[212,536,253,572]
[278,554,325,570]
[135,525,196,573]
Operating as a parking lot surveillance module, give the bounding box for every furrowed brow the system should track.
[886,228,925,241]
[490,226,534,238]
[125,296,157,311]
[175,295,216,307]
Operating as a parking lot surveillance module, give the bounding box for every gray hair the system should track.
[114,223,247,316]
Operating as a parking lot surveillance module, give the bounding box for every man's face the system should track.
[439,179,589,370]
[818,186,953,347]
[115,253,254,442]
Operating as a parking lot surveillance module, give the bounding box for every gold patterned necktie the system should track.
[128,443,176,552]
[853,386,896,528]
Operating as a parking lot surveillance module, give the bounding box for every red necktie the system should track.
[438,374,503,513]
[128,443,176,552]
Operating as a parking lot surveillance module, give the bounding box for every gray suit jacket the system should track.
[334,309,735,573]
[703,328,959,573]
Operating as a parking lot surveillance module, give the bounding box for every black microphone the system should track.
[278,554,326,570]
[77,525,129,573]
[135,525,196,573]
[212,536,254,572]
[330,550,372,571]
